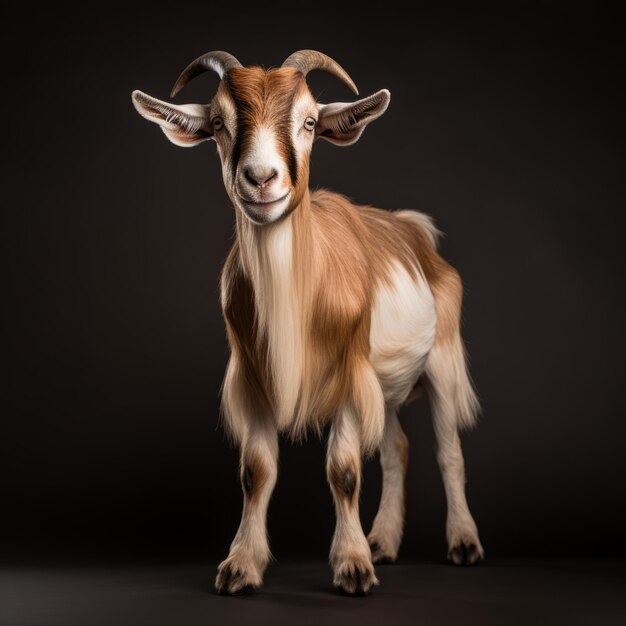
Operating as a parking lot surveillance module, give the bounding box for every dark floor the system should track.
[1,559,625,626]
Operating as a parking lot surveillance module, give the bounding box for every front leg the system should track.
[215,418,278,595]
[327,407,379,595]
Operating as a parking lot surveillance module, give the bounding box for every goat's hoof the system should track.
[368,537,398,564]
[215,560,258,595]
[333,557,379,595]
[448,539,484,566]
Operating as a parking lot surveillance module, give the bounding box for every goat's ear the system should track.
[131,90,213,147]
[316,89,391,146]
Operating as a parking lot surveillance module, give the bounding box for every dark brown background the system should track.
[2,4,624,564]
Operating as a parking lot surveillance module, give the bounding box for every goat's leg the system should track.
[215,418,278,594]
[327,407,378,595]
[426,341,484,566]
[367,407,409,563]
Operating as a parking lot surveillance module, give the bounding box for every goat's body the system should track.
[221,189,477,445]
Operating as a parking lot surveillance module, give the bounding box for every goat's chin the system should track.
[235,192,292,226]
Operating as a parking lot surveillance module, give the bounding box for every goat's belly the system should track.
[369,261,437,407]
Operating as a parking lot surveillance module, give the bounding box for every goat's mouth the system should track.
[236,191,291,224]
[237,192,290,209]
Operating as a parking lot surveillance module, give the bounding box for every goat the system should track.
[132,49,483,596]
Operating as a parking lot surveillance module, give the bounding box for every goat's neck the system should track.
[235,188,313,297]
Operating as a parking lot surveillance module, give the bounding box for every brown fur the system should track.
[222,241,273,409]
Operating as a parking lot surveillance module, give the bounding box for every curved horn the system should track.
[170,51,242,97]
[282,50,359,95]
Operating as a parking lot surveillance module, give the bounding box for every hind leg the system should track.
[436,425,483,565]
[426,342,484,565]
[368,407,409,563]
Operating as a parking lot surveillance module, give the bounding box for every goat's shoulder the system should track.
[309,189,369,267]
[307,190,371,327]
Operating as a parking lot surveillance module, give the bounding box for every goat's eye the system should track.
[212,117,224,131]
[304,116,316,131]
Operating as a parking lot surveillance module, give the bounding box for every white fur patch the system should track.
[248,127,282,173]
[291,91,317,162]
[369,261,437,407]
[236,126,293,223]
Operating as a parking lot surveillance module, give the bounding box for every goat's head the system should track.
[132,50,390,225]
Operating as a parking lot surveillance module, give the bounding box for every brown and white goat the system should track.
[132,50,483,595]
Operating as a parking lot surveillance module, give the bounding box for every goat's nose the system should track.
[243,166,278,188]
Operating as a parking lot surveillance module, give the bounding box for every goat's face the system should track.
[211,67,316,224]
[133,51,390,225]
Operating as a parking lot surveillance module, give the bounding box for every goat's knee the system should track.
[241,450,270,502]
[328,459,359,505]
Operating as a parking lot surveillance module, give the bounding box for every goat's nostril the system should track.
[243,167,278,188]
[263,170,278,185]
[244,168,258,187]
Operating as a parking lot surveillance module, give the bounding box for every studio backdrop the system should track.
[2,5,624,562]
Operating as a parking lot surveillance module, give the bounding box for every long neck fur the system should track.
[235,190,314,430]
